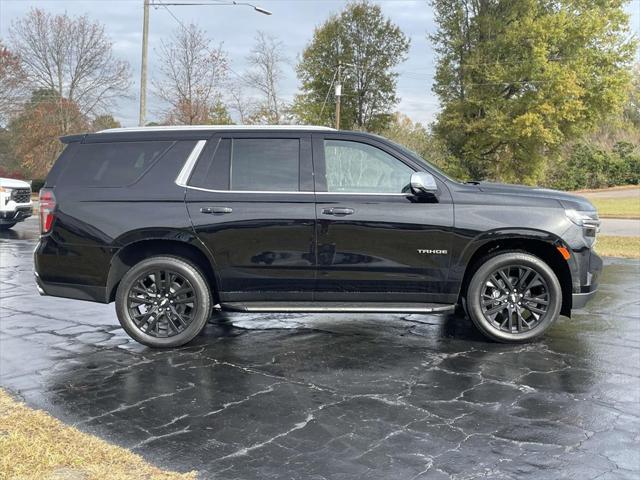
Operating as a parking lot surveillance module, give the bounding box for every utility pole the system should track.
[335,63,342,130]
[137,0,271,127]
[139,0,150,127]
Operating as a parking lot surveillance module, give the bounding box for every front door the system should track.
[312,134,455,304]
[185,133,316,302]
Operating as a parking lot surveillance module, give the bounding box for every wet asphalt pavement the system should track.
[1,217,639,480]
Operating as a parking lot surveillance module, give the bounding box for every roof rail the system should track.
[99,125,335,133]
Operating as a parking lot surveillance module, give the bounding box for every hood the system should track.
[0,177,31,189]
[476,182,595,211]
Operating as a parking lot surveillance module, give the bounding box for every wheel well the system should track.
[459,238,573,316]
[107,239,218,303]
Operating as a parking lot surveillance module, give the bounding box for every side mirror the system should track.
[410,172,438,195]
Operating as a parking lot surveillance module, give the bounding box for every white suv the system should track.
[0,177,33,230]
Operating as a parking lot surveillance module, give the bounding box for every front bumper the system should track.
[0,206,33,224]
[570,248,603,310]
[572,289,598,309]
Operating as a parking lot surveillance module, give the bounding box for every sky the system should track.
[1,0,638,128]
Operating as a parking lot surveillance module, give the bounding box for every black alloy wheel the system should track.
[466,252,562,343]
[116,256,212,348]
[126,269,197,338]
[480,265,550,333]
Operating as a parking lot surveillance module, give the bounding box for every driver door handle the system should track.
[322,207,355,216]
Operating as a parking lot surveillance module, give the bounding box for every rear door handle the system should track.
[322,207,355,216]
[200,206,233,214]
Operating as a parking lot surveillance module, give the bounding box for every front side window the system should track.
[323,140,413,193]
[231,138,300,191]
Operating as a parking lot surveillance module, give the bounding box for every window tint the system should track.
[231,139,299,191]
[63,141,172,187]
[323,140,413,193]
[190,139,231,190]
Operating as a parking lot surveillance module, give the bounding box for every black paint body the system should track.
[34,128,602,314]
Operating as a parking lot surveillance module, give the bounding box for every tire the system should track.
[0,223,17,230]
[115,256,212,348]
[465,251,562,343]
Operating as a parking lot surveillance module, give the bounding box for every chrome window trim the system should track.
[184,184,312,195]
[317,191,408,196]
[182,184,408,196]
[175,140,207,187]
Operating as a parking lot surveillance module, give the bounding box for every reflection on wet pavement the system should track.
[1,218,639,479]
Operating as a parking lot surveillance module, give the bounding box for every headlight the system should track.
[0,187,12,204]
[565,209,600,237]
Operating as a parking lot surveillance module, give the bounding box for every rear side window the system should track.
[231,139,299,191]
[61,141,172,187]
[189,139,231,190]
[190,138,300,192]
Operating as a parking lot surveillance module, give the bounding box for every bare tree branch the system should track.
[9,8,131,124]
[153,24,230,125]
[244,31,289,124]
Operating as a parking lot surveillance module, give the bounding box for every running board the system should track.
[219,301,456,314]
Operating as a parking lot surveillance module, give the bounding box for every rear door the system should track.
[312,133,455,303]
[185,132,316,302]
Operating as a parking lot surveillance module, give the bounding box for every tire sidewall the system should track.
[116,256,211,348]
[467,252,562,343]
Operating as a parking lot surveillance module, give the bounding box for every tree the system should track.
[431,0,636,184]
[624,64,640,128]
[154,23,231,125]
[293,0,410,131]
[9,8,130,127]
[9,89,88,178]
[92,114,121,131]
[380,113,467,180]
[0,42,26,125]
[243,32,289,124]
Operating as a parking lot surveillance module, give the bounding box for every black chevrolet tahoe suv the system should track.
[34,126,602,348]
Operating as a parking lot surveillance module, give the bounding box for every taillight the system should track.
[39,188,56,234]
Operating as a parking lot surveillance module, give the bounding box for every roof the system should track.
[98,125,335,134]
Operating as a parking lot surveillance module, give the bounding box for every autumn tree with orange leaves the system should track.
[0,42,26,125]
[2,9,131,177]
[8,90,88,177]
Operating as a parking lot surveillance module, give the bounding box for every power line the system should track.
[319,68,338,119]
[155,1,189,31]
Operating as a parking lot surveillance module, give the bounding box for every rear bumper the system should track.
[0,206,32,224]
[34,271,109,303]
[33,237,113,303]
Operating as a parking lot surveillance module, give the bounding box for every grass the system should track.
[590,197,640,219]
[0,389,195,480]
[596,236,640,258]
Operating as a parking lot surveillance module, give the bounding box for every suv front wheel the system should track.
[466,252,562,343]
[115,256,212,348]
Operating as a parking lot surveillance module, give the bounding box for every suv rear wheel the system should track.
[115,256,212,348]
[466,252,562,343]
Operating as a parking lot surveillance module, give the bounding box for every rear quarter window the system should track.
[60,141,173,187]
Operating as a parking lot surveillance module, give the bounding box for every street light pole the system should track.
[335,63,342,130]
[137,0,272,127]
[139,0,150,126]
